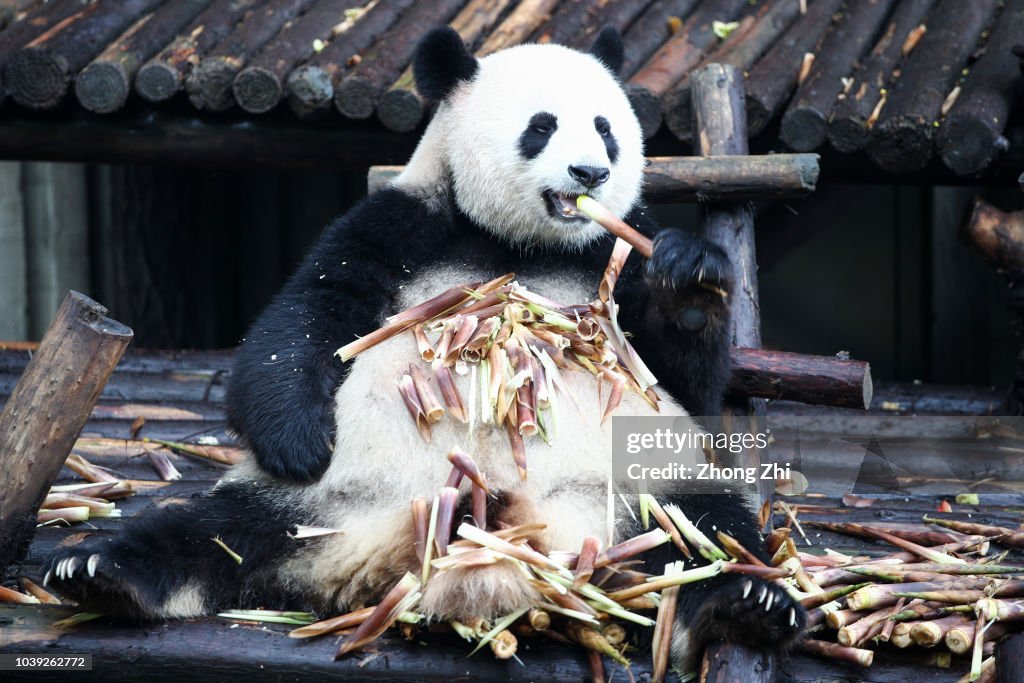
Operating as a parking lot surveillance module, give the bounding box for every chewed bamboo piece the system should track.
[335,234,663,479]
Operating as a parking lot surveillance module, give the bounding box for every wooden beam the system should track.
[692,63,775,682]
[729,348,872,409]
[367,154,819,200]
[0,292,131,571]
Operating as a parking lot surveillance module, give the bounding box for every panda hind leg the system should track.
[45,482,305,620]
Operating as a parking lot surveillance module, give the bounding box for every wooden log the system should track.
[937,0,1024,176]
[135,0,263,104]
[233,0,363,114]
[0,292,132,570]
[643,154,819,202]
[0,0,39,29]
[997,633,1024,683]
[377,0,513,133]
[75,0,211,114]
[700,633,776,683]
[3,0,164,110]
[367,154,819,201]
[0,0,87,100]
[729,348,872,409]
[779,0,897,152]
[963,196,1024,272]
[527,0,612,46]
[865,0,1001,174]
[626,0,748,139]
[569,0,655,51]
[744,0,844,138]
[663,0,803,143]
[285,0,416,119]
[186,0,319,112]
[477,0,558,56]
[334,0,465,120]
[619,0,700,79]
[826,0,936,154]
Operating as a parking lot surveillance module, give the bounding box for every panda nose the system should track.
[568,164,610,188]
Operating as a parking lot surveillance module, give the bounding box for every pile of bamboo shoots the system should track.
[36,456,135,526]
[336,212,659,481]
[777,508,1024,682]
[281,448,785,682]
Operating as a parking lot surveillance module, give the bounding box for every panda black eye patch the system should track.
[518,112,558,160]
[595,116,619,164]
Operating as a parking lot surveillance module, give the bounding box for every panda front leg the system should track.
[45,482,307,620]
[633,229,806,668]
[643,489,807,674]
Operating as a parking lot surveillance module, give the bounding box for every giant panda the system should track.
[46,26,805,673]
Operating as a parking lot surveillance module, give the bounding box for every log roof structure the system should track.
[0,0,1021,176]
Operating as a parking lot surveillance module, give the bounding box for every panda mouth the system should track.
[543,190,587,222]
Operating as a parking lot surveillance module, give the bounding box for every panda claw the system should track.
[741,579,752,599]
[790,607,797,627]
[56,558,66,580]
[43,569,52,587]
[757,586,767,604]
[765,591,774,611]
[66,557,80,579]
[87,554,100,578]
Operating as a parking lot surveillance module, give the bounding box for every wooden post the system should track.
[0,292,132,571]
[0,162,26,340]
[997,633,1024,683]
[692,62,774,683]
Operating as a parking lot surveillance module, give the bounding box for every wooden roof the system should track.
[0,0,1021,176]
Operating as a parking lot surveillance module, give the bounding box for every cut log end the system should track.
[136,61,181,103]
[962,196,1024,271]
[6,47,70,110]
[286,65,334,119]
[186,57,240,112]
[377,87,425,133]
[866,115,934,173]
[745,96,772,139]
[625,84,662,140]
[335,75,381,120]
[827,115,870,153]
[780,106,828,153]
[939,116,1005,177]
[234,66,283,114]
[75,62,129,114]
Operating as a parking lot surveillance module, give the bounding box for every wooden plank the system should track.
[0,161,26,340]
[22,162,89,339]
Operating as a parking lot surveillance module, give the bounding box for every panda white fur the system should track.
[47,26,805,672]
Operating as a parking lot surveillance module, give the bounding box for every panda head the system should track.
[412,27,644,249]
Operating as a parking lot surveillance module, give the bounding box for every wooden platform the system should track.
[0,346,1019,682]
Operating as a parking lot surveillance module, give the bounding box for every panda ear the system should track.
[413,27,479,101]
[589,26,624,75]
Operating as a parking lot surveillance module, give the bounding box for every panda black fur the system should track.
[46,27,805,672]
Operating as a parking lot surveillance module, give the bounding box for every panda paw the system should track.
[688,576,806,652]
[644,229,733,331]
[45,545,157,618]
